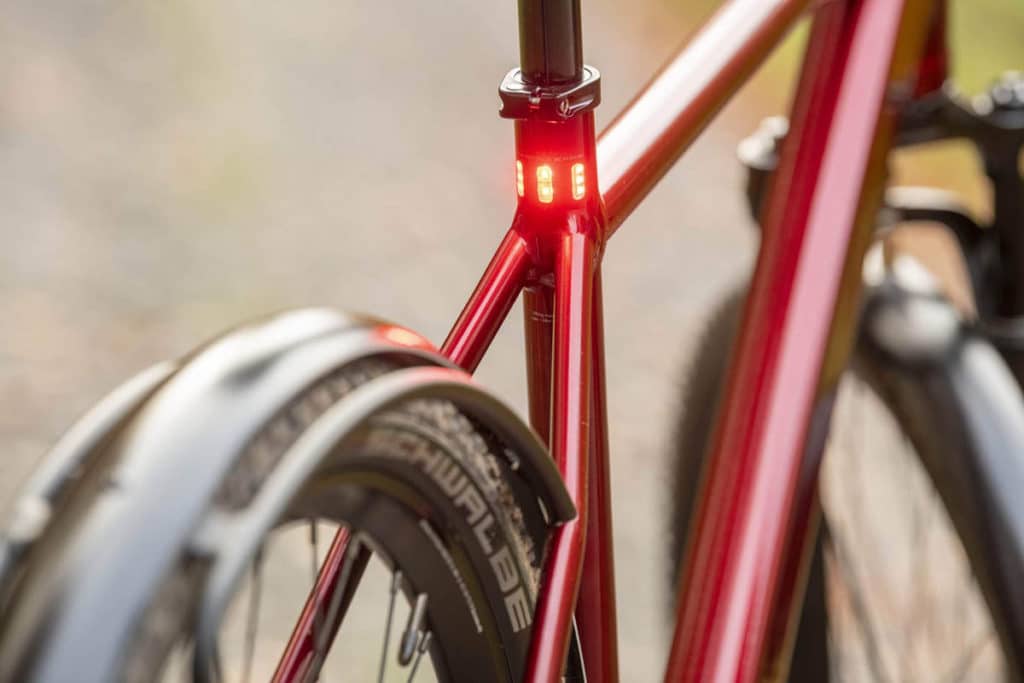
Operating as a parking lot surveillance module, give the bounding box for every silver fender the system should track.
[0,362,175,589]
[0,308,572,683]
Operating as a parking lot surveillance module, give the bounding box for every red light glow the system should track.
[571,163,586,199]
[537,164,554,203]
[380,327,433,350]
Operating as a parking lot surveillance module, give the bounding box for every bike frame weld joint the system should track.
[499,66,601,122]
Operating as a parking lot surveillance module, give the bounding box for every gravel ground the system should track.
[0,1,763,678]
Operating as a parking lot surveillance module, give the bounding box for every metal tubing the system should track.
[525,233,594,683]
[441,228,531,372]
[664,0,935,680]
[524,285,556,445]
[596,0,810,235]
[915,1,949,97]
[517,0,584,85]
[270,529,370,683]
[574,268,619,683]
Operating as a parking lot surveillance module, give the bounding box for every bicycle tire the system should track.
[0,349,551,682]
[668,282,1012,681]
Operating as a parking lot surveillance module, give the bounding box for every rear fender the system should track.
[0,308,572,683]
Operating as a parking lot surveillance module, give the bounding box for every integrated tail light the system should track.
[516,159,589,204]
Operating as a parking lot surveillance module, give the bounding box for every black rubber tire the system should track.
[0,359,553,683]
[668,283,1019,681]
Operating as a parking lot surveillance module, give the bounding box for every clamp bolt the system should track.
[498,66,602,122]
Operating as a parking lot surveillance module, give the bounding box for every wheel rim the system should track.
[159,519,443,683]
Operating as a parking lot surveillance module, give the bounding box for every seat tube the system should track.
[517,0,584,86]
[512,3,617,682]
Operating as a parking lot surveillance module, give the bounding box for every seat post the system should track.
[517,0,584,86]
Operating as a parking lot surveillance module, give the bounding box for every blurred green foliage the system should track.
[951,0,1024,94]
[670,0,1024,216]
[673,0,1023,98]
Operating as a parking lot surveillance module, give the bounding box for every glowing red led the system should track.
[571,163,586,199]
[536,165,554,203]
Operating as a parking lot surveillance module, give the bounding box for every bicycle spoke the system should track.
[241,547,264,683]
[823,378,1009,681]
[903,442,927,681]
[826,627,840,683]
[951,574,971,669]
[939,628,994,683]
[824,524,891,683]
[406,632,431,683]
[399,592,428,666]
[211,643,226,683]
[378,570,402,683]
[310,519,320,584]
[309,518,323,678]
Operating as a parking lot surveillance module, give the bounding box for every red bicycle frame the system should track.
[276,0,947,680]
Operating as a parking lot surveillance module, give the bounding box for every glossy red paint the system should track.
[524,285,555,445]
[915,1,949,97]
[665,1,934,681]
[271,528,370,683]
[514,105,607,683]
[524,232,595,683]
[279,0,944,679]
[437,105,605,683]
[441,227,531,372]
[513,114,604,264]
[596,0,811,236]
[574,268,620,683]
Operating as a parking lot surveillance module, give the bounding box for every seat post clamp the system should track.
[498,66,601,122]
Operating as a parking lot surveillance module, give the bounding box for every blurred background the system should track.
[1,0,1022,678]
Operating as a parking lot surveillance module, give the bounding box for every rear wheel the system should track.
[668,285,1008,681]
[0,359,552,682]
